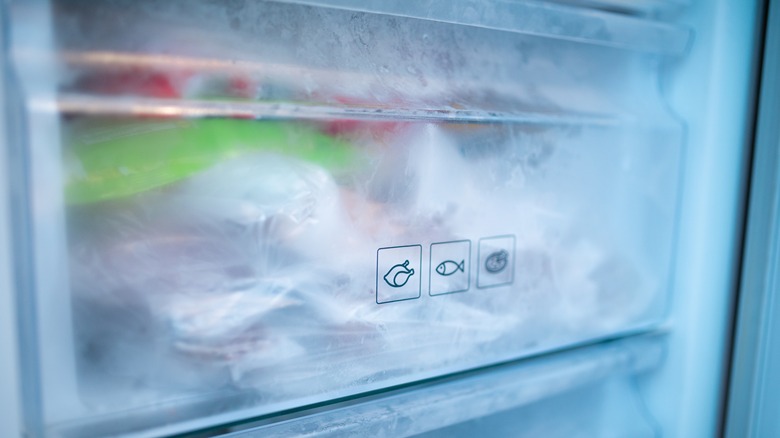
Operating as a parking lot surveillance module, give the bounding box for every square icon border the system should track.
[429,239,472,297]
[376,244,423,304]
[477,235,516,289]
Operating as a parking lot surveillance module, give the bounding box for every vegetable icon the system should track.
[484,250,509,273]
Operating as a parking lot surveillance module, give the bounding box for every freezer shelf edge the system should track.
[219,332,666,438]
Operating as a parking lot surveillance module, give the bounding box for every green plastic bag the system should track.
[64,118,357,204]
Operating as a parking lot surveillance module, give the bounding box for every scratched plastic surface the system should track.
[17,0,688,436]
[412,378,657,438]
[218,335,663,437]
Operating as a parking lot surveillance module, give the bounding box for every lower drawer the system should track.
[41,115,679,435]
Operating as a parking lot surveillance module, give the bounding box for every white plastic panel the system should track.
[7,0,688,436]
[272,0,690,54]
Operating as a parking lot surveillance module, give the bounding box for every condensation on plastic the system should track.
[13,0,688,436]
[506,0,690,18]
[51,0,690,119]
[219,334,664,438]
[413,377,658,438]
[274,0,690,53]
[55,116,680,436]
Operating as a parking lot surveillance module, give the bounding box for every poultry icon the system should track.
[384,260,415,288]
[436,259,465,276]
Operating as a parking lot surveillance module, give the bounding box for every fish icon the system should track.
[485,250,509,273]
[384,260,415,288]
[436,259,465,276]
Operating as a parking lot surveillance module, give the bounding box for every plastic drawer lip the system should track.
[48,2,688,121]
[47,330,667,438]
[271,0,691,55]
[48,93,623,126]
[547,0,689,16]
[51,50,644,124]
[220,333,667,438]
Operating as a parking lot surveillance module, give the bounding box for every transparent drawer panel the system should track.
[63,115,674,402]
[8,0,688,436]
[220,334,665,437]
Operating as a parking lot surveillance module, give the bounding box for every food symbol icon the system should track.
[436,259,465,276]
[484,250,509,273]
[383,260,415,288]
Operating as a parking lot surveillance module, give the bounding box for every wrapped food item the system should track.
[69,137,524,399]
[68,120,653,408]
[69,151,349,394]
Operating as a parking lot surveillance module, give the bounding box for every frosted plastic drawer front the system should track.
[7,0,689,436]
[64,116,674,397]
[223,334,665,437]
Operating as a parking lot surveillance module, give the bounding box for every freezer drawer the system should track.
[5,0,689,436]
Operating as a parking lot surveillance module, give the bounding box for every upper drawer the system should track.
[51,0,690,119]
